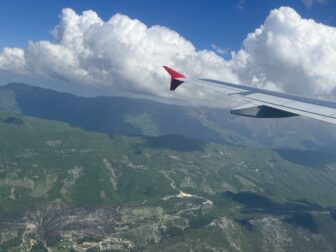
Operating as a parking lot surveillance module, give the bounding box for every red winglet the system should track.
[163,66,186,91]
[163,66,186,79]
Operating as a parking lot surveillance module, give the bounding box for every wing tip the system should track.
[163,66,185,91]
[163,66,186,79]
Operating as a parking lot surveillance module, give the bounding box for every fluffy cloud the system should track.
[0,7,336,106]
[0,47,25,73]
[232,7,336,99]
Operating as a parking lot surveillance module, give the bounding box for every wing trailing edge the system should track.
[231,103,297,118]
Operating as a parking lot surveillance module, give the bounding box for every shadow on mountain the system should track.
[142,135,205,152]
[284,212,318,233]
[223,191,322,214]
[330,209,336,221]
[274,149,336,169]
[3,116,24,125]
[236,219,254,231]
[223,191,321,232]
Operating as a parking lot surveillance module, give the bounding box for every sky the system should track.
[1,0,335,54]
[0,0,336,107]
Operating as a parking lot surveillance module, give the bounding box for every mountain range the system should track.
[0,83,336,251]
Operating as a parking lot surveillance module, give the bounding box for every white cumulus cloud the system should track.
[0,7,336,106]
[232,7,336,99]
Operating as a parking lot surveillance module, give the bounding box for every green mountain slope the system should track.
[2,83,336,151]
[0,112,336,251]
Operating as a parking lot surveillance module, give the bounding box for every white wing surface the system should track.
[163,66,336,125]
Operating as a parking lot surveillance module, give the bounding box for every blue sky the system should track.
[0,0,335,52]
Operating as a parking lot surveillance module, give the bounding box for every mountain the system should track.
[1,83,336,251]
[0,112,336,251]
[2,83,336,151]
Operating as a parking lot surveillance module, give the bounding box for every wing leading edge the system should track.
[163,66,336,125]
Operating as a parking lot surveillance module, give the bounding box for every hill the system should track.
[2,83,336,151]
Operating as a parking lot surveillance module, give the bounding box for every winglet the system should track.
[163,66,186,91]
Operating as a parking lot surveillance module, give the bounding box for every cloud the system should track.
[0,7,336,106]
[238,0,245,11]
[232,7,336,99]
[0,47,26,73]
[211,44,228,56]
[0,8,240,106]
[302,0,327,8]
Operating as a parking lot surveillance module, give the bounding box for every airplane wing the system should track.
[163,66,336,125]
